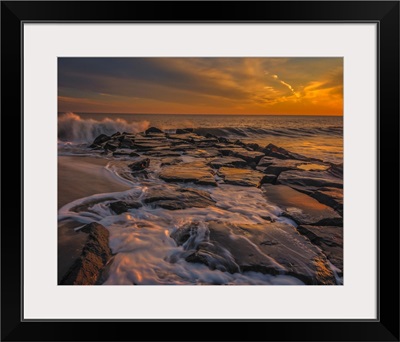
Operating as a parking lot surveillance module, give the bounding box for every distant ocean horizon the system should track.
[59,111,342,117]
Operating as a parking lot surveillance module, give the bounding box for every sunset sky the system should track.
[58,57,343,116]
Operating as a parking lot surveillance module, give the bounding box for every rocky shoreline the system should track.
[60,127,343,285]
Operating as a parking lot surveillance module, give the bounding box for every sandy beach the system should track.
[58,155,130,209]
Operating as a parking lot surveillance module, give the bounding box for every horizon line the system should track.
[59,111,343,117]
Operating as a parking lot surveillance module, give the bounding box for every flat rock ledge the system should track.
[60,222,113,285]
[159,161,217,186]
[261,184,342,226]
[170,221,336,285]
[297,225,343,274]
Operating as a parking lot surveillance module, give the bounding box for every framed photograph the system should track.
[2,1,399,341]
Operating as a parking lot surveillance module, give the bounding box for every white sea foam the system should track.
[58,112,150,143]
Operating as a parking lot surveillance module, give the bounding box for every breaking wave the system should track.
[58,113,150,143]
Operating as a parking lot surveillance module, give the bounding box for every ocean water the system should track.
[58,112,343,164]
[58,112,343,285]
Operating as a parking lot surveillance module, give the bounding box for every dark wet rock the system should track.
[143,151,181,157]
[261,216,275,222]
[263,143,311,161]
[109,201,142,214]
[179,221,336,284]
[262,143,292,159]
[133,142,170,151]
[145,127,163,134]
[111,131,121,137]
[170,139,192,146]
[310,217,343,226]
[259,174,278,185]
[167,133,197,142]
[185,249,240,274]
[246,143,265,154]
[113,151,140,157]
[297,225,343,272]
[328,163,343,178]
[246,143,262,151]
[196,138,219,145]
[60,222,113,285]
[170,144,196,152]
[114,135,126,142]
[213,143,234,149]
[218,147,265,164]
[128,158,150,171]
[278,170,343,189]
[89,144,103,150]
[186,148,221,158]
[258,157,329,176]
[259,159,299,175]
[217,137,230,144]
[196,141,219,149]
[171,224,240,273]
[170,224,196,246]
[258,156,277,167]
[160,161,217,186]
[104,141,119,151]
[185,251,210,264]
[170,223,206,250]
[218,167,265,187]
[130,170,149,179]
[219,147,246,156]
[233,150,265,164]
[119,138,135,149]
[144,133,166,139]
[234,139,247,147]
[160,157,183,166]
[92,134,111,146]
[143,185,215,210]
[209,157,247,169]
[297,225,343,247]
[196,179,218,187]
[311,187,343,215]
[207,222,283,275]
[176,128,194,134]
[261,184,342,226]
[134,136,164,142]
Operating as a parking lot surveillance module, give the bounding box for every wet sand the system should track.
[58,155,130,209]
[58,155,130,281]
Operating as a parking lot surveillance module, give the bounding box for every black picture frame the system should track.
[1,1,399,341]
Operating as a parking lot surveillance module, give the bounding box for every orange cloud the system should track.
[58,58,343,115]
